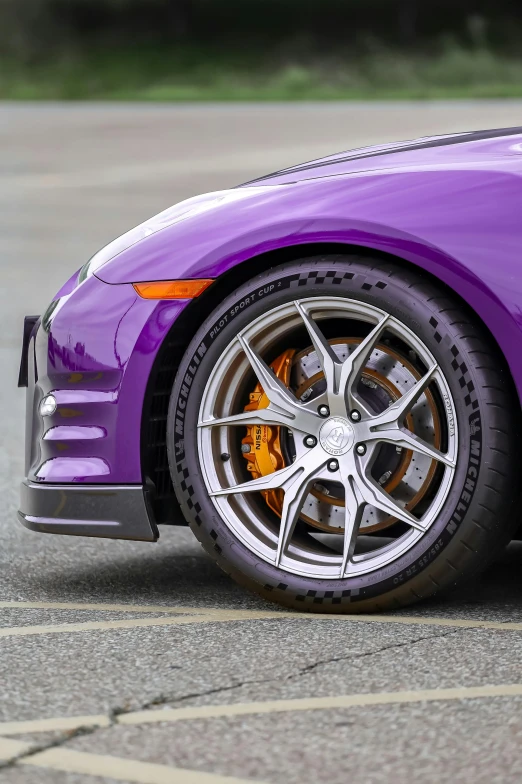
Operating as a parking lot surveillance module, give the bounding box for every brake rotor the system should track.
[242,338,441,534]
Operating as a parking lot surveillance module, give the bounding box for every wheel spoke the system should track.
[199,405,296,431]
[340,476,365,577]
[295,301,389,417]
[338,315,390,413]
[362,362,455,467]
[237,332,319,434]
[294,301,341,397]
[209,449,327,498]
[371,364,438,426]
[275,469,319,567]
[371,427,456,468]
[209,449,326,566]
[209,457,307,498]
[300,391,330,418]
[357,471,427,531]
[238,333,299,414]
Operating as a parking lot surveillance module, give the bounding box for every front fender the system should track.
[97,169,522,404]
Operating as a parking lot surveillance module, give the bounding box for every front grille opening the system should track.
[142,335,185,526]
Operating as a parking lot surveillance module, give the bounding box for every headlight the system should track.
[78,187,273,283]
[78,219,160,283]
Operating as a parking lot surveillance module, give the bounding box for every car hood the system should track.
[94,125,522,288]
[242,127,522,186]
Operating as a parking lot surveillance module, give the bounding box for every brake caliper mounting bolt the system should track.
[350,410,361,422]
[304,435,317,448]
[241,444,251,454]
[221,453,231,461]
[355,443,366,456]
[318,404,330,418]
[327,459,339,472]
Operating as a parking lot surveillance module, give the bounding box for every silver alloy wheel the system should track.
[197,297,458,579]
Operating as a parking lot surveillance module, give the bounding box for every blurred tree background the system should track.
[1,0,522,99]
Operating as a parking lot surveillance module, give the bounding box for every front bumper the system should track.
[21,274,187,485]
[18,273,189,540]
[19,480,158,541]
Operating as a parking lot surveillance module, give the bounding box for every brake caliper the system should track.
[241,349,295,516]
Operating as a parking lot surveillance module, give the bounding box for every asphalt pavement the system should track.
[2,101,522,784]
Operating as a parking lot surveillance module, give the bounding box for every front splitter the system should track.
[18,480,158,541]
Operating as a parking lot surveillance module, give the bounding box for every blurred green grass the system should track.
[3,44,522,100]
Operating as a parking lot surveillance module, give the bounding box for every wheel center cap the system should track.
[319,416,355,456]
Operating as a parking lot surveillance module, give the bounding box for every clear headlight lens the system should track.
[78,187,273,283]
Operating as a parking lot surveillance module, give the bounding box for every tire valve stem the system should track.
[221,452,231,461]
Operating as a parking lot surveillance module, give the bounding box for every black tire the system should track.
[168,256,521,612]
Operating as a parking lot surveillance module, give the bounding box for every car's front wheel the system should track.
[169,256,520,612]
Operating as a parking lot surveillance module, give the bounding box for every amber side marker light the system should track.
[133,279,214,299]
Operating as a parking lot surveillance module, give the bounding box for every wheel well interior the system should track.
[140,241,517,528]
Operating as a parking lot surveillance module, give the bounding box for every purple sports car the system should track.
[19,128,522,612]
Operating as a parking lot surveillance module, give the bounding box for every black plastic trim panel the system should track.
[18,481,158,541]
[18,316,40,388]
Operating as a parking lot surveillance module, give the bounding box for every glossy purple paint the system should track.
[43,425,106,441]
[30,129,522,485]
[29,274,188,483]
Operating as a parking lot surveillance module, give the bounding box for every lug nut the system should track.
[350,409,361,422]
[327,459,339,472]
[355,443,367,456]
[304,435,317,448]
[318,404,330,418]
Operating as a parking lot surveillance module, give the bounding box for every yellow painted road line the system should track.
[0,736,33,761]
[117,683,522,724]
[21,746,265,784]
[3,600,522,632]
[0,715,110,736]
[0,614,238,639]
[203,611,522,631]
[0,611,296,639]
[3,684,522,738]
[317,614,522,631]
[0,601,213,615]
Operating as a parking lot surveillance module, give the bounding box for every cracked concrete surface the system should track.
[3,102,522,782]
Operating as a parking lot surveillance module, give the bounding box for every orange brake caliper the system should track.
[241,349,296,517]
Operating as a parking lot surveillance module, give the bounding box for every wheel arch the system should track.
[141,240,520,528]
[183,239,519,396]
